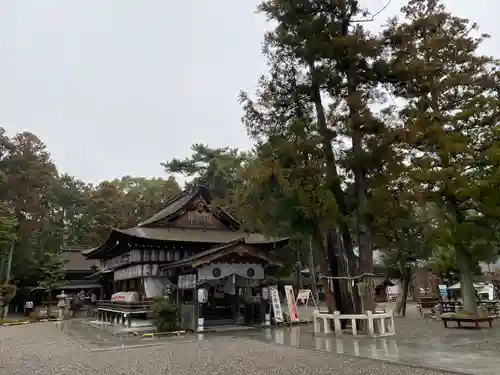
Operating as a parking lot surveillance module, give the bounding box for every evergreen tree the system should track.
[383,0,500,313]
[241,0,395,312]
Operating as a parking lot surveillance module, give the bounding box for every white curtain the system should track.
[143,277,170,299]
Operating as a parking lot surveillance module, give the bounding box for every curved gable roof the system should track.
[138,185,241,229]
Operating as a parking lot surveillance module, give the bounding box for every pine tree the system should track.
[242,0,395,312]
[383,0,500,313]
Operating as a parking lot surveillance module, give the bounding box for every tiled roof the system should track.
[81,185,288,259]
[138,185,241,229]
[61,248,98,271]
[138,186,202,227]
[116,227,287,244]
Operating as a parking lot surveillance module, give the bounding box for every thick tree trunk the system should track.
[400,265,411,317]
[350,105,375,312]
[295,246,303,290]
[312,231,336,313]
[447,197,477,315]
[308,63,358,312]
[327,230,357,314]
[457,248,478,314]
[395,257,406,315]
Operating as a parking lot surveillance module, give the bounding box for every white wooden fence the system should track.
[313,309,395,337]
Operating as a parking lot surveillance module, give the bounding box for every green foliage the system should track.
[382,0,500,312]
[0,1,499,318]
[162,144,247,202]
[0,205,17,247]
[0,126,182,286]
[0,284,17,304]
[36,252,68,295]
[151,297,179,332]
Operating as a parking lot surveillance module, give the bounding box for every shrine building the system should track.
[82,185,288,330]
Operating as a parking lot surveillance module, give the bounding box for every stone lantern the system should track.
[56,290,68,320]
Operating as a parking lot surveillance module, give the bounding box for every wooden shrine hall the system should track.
[82,185,288,330]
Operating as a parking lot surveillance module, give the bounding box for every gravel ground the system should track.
[0,323,455,375]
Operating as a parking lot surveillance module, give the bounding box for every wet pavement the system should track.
[53,319,199,351]
[51,319,500,374]
[1,320,451,375]
[239,325,500,375]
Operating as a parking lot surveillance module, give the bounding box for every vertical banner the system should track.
[284,285,299,322]
[269,286,283,323]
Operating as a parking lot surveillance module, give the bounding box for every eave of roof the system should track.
[161,239,284,270]
[116,227,288,244]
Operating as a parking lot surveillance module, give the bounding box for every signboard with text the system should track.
[284,285,299,322]
[269,286,283,323]
[296,289,317,309]
[438,284,448,298]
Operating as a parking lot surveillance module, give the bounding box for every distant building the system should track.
[59,247,101,293]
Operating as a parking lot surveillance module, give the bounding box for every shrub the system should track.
[151,297,179,332]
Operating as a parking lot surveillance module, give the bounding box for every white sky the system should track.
[0,0,497,183]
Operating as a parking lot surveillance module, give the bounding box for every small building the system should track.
[59,247,102,294]
[27,248,101,315]
[82,185,288,330]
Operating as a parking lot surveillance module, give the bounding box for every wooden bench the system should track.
[313,309,395,337]
[442,316,493,329]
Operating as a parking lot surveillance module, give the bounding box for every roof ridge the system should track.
[162,185,193,206]
[138,186,204,227]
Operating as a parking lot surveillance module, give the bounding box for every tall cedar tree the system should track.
[240,47,341,311]
[242,0,393,312]
[384,0,500,313]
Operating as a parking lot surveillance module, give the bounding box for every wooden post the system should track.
[313,310,320,334]
[333,311,342,335]
[366,310,375,336]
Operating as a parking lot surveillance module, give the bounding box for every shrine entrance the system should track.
[161,239,284,330]
[198,274,263,327]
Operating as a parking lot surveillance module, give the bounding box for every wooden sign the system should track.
[284,285,299,322]
[269,286,283,323]
[296,289,317,309]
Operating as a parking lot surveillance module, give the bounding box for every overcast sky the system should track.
[0,0,497,184]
